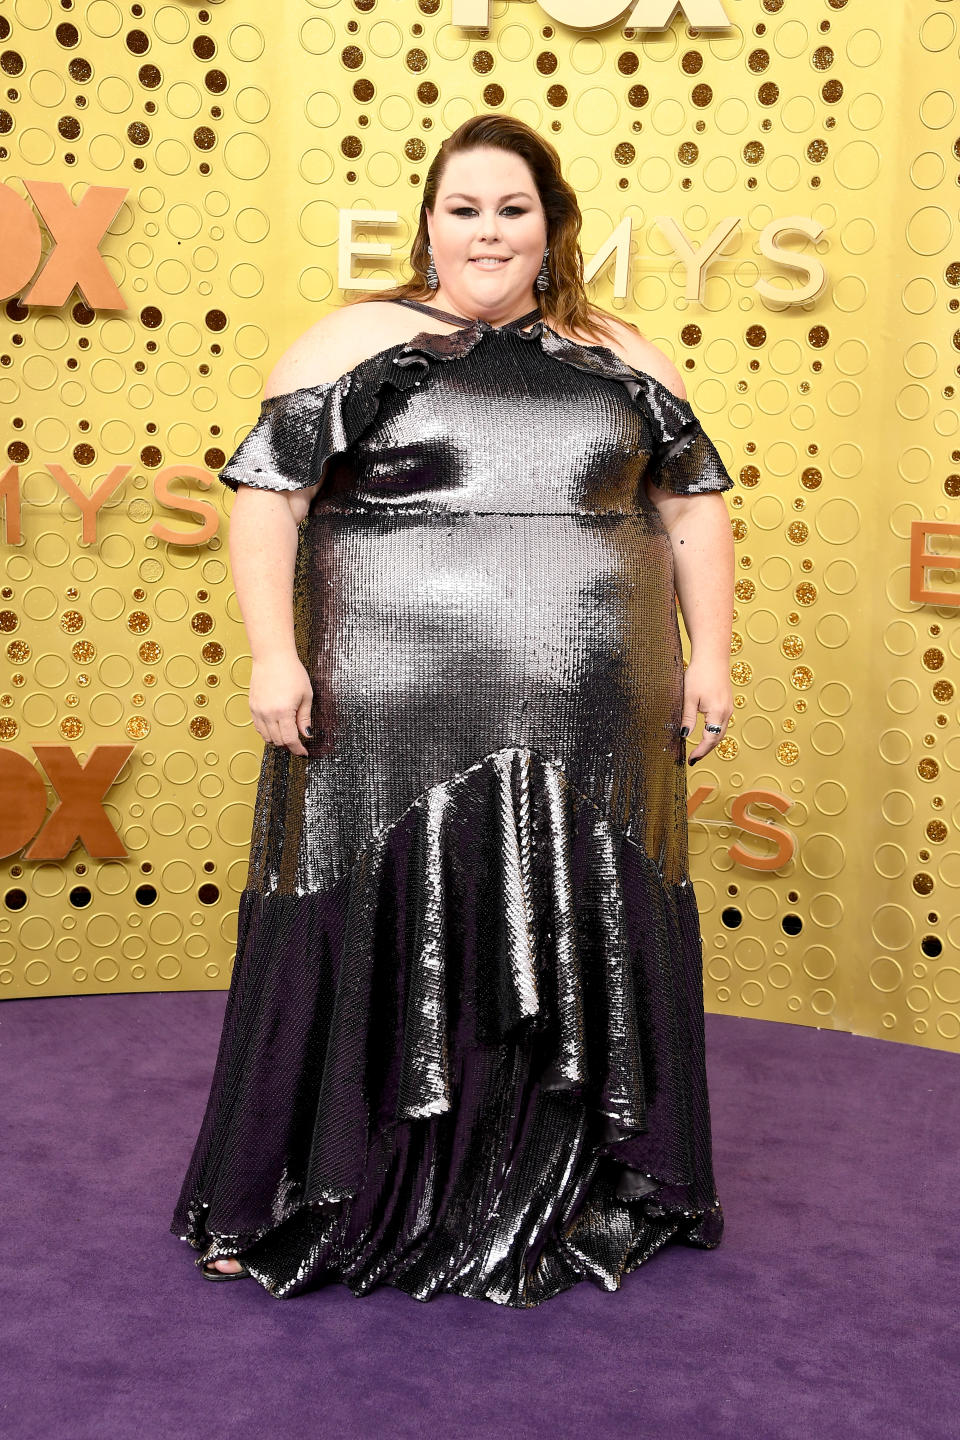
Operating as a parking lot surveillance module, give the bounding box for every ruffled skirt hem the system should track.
[169,746,723,1307]
[178,1172,722,1309]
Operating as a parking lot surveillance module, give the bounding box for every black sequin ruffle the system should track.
[218,317,734,500]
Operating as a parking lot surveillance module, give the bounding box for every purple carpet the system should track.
[3,993,956,1440]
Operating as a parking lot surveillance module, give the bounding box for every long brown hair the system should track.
[345,114,641,348]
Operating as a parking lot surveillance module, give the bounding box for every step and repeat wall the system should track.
[1,0,958,1051]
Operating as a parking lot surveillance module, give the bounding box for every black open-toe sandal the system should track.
[201,1257,250,1282]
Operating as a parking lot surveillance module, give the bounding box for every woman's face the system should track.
[425,146,548,322]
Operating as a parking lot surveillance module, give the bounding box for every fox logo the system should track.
[452,1,731,33]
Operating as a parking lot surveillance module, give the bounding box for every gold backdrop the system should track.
[2,0,959,1054]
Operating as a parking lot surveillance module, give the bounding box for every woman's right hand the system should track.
[248,655,314,756]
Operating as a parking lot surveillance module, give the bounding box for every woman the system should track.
[170,114,735,1307]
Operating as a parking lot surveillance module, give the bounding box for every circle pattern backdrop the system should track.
[0,0,958,1052]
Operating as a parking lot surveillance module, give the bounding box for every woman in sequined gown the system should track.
[170,116,735,1307]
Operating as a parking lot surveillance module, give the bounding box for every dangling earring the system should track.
[535,246,551,293]
[426,243,439,290]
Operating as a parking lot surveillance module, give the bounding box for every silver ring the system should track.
[704,723,723,734]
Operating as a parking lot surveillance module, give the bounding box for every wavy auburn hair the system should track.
[346,113,641,348]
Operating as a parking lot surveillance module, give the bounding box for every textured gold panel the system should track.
[0,1,958,1055]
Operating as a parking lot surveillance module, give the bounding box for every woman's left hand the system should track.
[679,656,733,766]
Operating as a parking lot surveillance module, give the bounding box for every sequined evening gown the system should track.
[169,297,734,1306]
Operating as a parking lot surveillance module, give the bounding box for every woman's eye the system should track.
[452,207,525,217]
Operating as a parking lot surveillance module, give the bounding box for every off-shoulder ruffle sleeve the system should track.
[528,326,734,499]
[218,345,418,494]
[218,374,352,494]
[638,375,735,498]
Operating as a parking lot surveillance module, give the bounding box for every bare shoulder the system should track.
[263,301,412,399]
[584,313,687,401]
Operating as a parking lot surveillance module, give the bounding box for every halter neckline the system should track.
[391,297,543,333]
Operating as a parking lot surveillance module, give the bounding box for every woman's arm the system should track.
[605,326,735,656]
[649,486,734,670]
[647,480,735,767]
[228,487,301,664]
[228,487,314,756]
[615,335,734,765]
[223,308,373,755]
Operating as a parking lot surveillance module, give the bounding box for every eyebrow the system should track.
[443,192,534,203]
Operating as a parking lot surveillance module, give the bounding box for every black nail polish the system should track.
[688,756,699,766]
[679,726,689,739]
